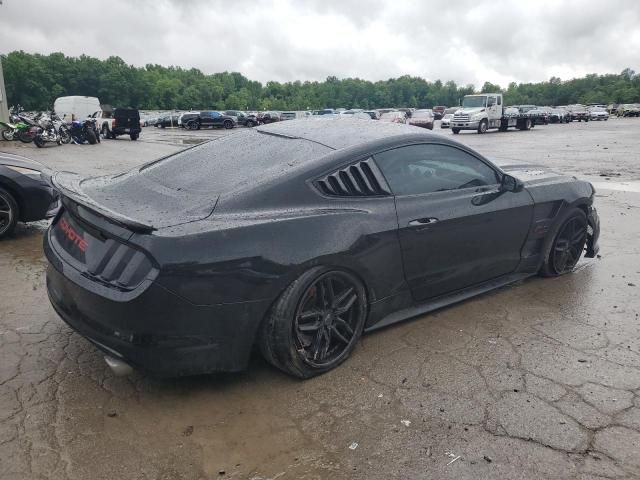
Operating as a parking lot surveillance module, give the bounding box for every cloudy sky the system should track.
[1,0,639,87]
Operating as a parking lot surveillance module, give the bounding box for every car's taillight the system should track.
[112,119,117,128]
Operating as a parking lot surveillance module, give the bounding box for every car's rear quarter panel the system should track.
[143,196,405,310]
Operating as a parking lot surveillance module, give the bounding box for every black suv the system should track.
[181,111,236,130]
[111,109,141,140]
[223,110,258,127]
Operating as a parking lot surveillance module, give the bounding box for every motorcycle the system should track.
[52,113,72,145]
[1,111,37,143]
[33,112,70,147]
[68,118,98,144]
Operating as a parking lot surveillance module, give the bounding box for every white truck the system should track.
[451,93,538,134]
[53,96,101,123]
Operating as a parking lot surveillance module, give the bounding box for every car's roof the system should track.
[255,117,439,150]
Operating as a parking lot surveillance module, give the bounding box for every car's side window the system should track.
[374,144,500,196]
[211,112,220,118]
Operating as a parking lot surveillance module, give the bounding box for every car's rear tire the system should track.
[258,267,367,378]
[0,187,18,239]
[130,133,139,141]
[540,208,588,277]
[452,128,460,134]
[101,126,110,140]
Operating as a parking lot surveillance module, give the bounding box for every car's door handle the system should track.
[408,217,439,226]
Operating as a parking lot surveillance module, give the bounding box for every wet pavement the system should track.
[1,119,640,479]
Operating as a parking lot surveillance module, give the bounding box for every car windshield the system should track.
[462,96,487,108]
[412,111,432,118]
[141,130,331,194]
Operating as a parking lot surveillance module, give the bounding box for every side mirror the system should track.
[501,174,523,192]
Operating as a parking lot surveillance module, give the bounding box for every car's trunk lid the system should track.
[51,171,218,232]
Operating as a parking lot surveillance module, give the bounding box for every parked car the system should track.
[181,111,236,130]
[549,108,571,123]
[143,116,158,127]
[224,110,256,127]
[589,107,609,121]
[243,114,259,127]
[45,119,600,378]
[258,112,281,124]
[156,114,181,128]
[617,104,640,117]
[526,107,551,125]
[312,109,335,116]
[0,152,58,239]
[177,111,198,127]
[97,109,142,140]
[379,111,407,124]
[280,112,299,121]
[432,106,447,120]
[440,107,460,128]
[517,105,538,114]
[567,104,590,122]
[407,109,434,129]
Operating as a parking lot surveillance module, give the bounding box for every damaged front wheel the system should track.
[541,208,588,276]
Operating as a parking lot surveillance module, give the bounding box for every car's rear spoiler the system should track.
[50,171,156,233]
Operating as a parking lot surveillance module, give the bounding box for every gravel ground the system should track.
[1,119,640,479]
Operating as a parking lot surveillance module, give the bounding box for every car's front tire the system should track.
[540,208,588,277]
[0,187,18,239]
[258,267,367,378]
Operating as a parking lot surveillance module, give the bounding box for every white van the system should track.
[53,96,101,122]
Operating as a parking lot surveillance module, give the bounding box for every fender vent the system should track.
[316,159,390,197]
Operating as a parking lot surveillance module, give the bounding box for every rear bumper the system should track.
[44,234,270,376]
[112,127,141,135]
[585,206,600,258]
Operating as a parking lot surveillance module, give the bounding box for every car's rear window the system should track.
[141,129,332,193]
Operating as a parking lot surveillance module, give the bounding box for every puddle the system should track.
[176,138,205,145]
[591,181,640,193]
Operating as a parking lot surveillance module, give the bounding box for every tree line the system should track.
[2,51,639,111]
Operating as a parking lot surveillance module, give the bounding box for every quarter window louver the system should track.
[316,158,390,197]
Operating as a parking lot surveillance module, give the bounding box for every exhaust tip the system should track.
[104,356,133,377]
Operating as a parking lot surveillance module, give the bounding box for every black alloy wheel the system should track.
[259,267,367,378]
[542,209,588,276]
[294,271,364,368]
[0,187,18,239]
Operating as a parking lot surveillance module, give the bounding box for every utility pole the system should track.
[0,0,9,126]
[0,57,9,125]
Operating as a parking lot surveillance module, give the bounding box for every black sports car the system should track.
[44,119,600,378]
[0,152,58,239]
